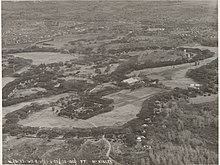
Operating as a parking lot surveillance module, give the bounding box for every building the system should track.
[122,77,141,85]
[142,124,148,128]
[184,49,191,58]
[137,136,146,142]
[189,83,201,89]
[137,137,142,142]
[54,83,61,88]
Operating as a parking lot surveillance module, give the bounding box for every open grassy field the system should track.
[3,136,67,164]
[12,52,77,65]
[86,87,163,126]
[2,77,16,88]
[13,87,46,98]
[86,104,140,127]
[2,93,72,118]
[129,46,218,89]
[18,102,140,128]
[189,94,218,104]
[18,107,94,128]
[2,1,218,164]
[18,87,163,128]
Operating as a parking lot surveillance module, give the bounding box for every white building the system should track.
[189,83,201,89]
[137,136,146,142]
[54,83,61,88]
[122,77,140,85]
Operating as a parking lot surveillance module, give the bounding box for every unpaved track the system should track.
[102,135,122,165]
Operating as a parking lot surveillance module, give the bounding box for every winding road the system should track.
[102,135,122,165]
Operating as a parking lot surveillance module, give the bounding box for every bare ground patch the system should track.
[2,93,72,118]
[12,52,77,65]
[18,107,94,128]
[189,94,218,104]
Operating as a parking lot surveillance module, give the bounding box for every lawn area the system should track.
[2,77,16,88]
[18,107,94,128]
[12,52,77,65]
[189,94,218,104]
[2,93,71,118]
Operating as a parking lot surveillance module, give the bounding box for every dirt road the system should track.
[102,135,121,165]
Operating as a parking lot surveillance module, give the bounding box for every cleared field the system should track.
[104,87,162,106]
[2,93,72,118]
[11,52,77,65]
[86,87,163,126]
[130,46,218,89]
[18,87,163,128]
[2,77,16,88]
[180,45,218,54]
[128,87,162,98]
[137,49,182,63]
[189,94,218,104]
[15,66,30,74]
[87,104,140,127]
[2,65,31,88]
[3,136,65,163]
[36,33,112,49]
[18,107,94,128]
[18,103,140,128]
[13,87,46,98]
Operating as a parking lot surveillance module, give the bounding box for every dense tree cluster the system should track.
[187,59,218,93]
[112,48,214,81]
[58,95,114,119]
[2,62,94,106]
[3,57,32,77]
[2,45,59,55]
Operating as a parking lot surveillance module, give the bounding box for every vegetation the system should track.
[187,59,218,93]
[112,48,214,81]
[2,57,32,77]
[120,88,218,165]
[2,1,217,164]
[58,95,114,119]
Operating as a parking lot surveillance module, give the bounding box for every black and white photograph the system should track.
[1,0,218,164]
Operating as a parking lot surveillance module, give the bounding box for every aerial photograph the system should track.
[2,0,218,165]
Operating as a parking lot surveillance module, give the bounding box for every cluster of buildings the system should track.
[147,27,165,32]
[189,83,201,89]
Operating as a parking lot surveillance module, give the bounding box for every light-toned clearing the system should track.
[86,89,162,127]
[18,107,94,128]
[127,87,162,98]
[3,135,65,161]
[86,104,140,127]
[129,46,217,89]
[189,94,218,104]
[13,87,46,98]
[36,33,111,49]
[2,93,73,118]
[2,77,16,88]
[18,104,140,128]
[2,66,31,88]
[7,46,218,129]
[137,49,181,63]
[11,52,77,65]
[104,87,162,106]
[179,45,217,54]
[15,66,30,74]
[18,87,163,128]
